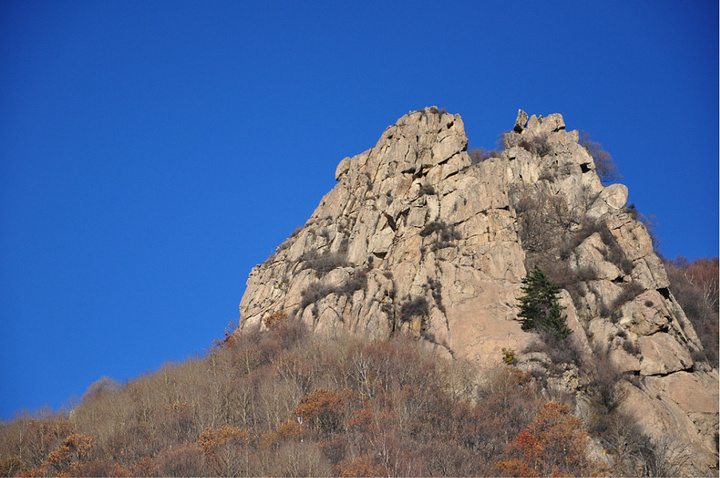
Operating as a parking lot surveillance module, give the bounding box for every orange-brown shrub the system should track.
[335,454,387,477]
[496,402,599,477]
[263,309,288,330]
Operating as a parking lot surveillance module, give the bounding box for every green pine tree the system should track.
[517,267,572,340]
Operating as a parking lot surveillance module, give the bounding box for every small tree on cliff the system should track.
[518,267,572,339]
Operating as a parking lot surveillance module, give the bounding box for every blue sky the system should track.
[1,1,717,418]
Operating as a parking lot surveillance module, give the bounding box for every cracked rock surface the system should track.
[237,107,718,473]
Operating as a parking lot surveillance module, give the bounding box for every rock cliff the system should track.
[237,107,718,473]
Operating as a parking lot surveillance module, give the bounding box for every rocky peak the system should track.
[335,106,469,184]
[237,107,718,474]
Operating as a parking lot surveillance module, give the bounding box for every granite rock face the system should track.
[237,107,718,474]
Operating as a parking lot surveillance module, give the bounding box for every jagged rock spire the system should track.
[237,107,718,474]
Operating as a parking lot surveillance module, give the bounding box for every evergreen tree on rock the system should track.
[518,267,572,340]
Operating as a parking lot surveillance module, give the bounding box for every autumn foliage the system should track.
[496,403,595,477]
[1,314,613,477]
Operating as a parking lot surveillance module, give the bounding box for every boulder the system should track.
[514,109,528,132]
[638,333,694,376]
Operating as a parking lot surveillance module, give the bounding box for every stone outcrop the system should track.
[237,107,718,474]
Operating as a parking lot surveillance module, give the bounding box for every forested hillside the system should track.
[0,308,704,477]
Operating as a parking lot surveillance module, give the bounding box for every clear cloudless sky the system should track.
[1,1,717,418]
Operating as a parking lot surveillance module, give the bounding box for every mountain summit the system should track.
[237,107,718,473]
